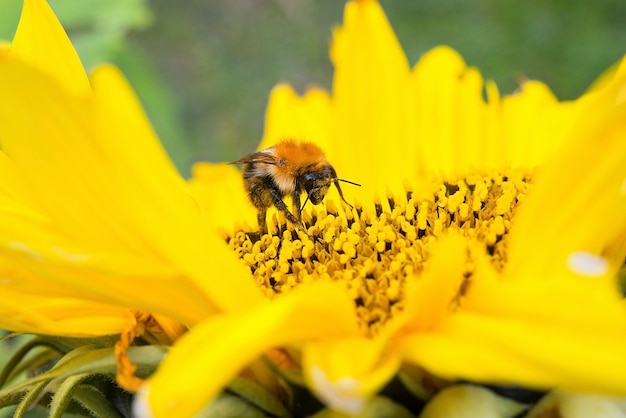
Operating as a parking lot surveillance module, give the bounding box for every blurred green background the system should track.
[0,0,625,177]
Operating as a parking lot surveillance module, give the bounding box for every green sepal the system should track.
[197,391,281,418]
[48,373,120,418]
[0,344,165,414]
[310,396,414,418]
[0,334,124,388]
[618,264,626,296]
[71,381,126,418]
[39,335,125,351]
[418,384,527,418]
[226,376,291,418]
[13,379,48,418]
[0,336,60,387]
[396,364,449,402]
[524,391,626,418]
[262,353,305,387]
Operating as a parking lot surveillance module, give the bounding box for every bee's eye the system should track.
[303,172,318,192]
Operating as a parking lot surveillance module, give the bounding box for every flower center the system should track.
[227,170,532,336]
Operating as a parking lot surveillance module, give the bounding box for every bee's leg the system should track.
[291,189,302,221]
[269,187,300,227]
[247,178,272,234]
[292,189,318,242]
[257,208,267,235]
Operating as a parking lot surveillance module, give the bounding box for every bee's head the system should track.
[300,163,360,214]
[303,166,333,205]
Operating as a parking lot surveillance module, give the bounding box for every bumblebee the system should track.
[231,139,359,233]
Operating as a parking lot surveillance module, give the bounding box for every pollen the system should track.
[227,170,532,336]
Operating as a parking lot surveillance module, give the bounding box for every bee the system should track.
[231,139,360,233]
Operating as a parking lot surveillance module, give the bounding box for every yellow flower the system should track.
[0,1,625,418]
[0,0,263,331]
[169,0,626,416]
[0,2,349,412]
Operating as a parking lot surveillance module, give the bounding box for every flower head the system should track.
[181,0,626,414]
[0,0,625,417]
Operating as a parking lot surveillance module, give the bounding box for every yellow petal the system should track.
[0,58,215,322]
[0,58,134,247]
[403,310,626,395]
[10,0,90,96]
[0,287,128,336]
[90,65,265,313]
[411,46,576,179]
[506,69,626,280]
[404,235,626,395]
[0,150,37,206]
[403,232,468,331]
[499,81,574,169]
[188,162,256,235]
[303,336,402,415]
[411,46,486,178]
[466,254,626,333]
[329,0,416,200]
[260,84,332,151]
[0,56,262,323]
[584,53,626,93]
[141,282,360,418]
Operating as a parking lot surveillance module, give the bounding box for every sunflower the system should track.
[0,0,625,417]
[155,1,626,416]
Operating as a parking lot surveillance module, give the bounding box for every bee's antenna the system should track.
[332,178,360,209]
[335,178,361,187]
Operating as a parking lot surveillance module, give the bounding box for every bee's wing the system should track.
[231,151,284,166]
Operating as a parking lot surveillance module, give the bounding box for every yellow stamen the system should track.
[228,170,531,336]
